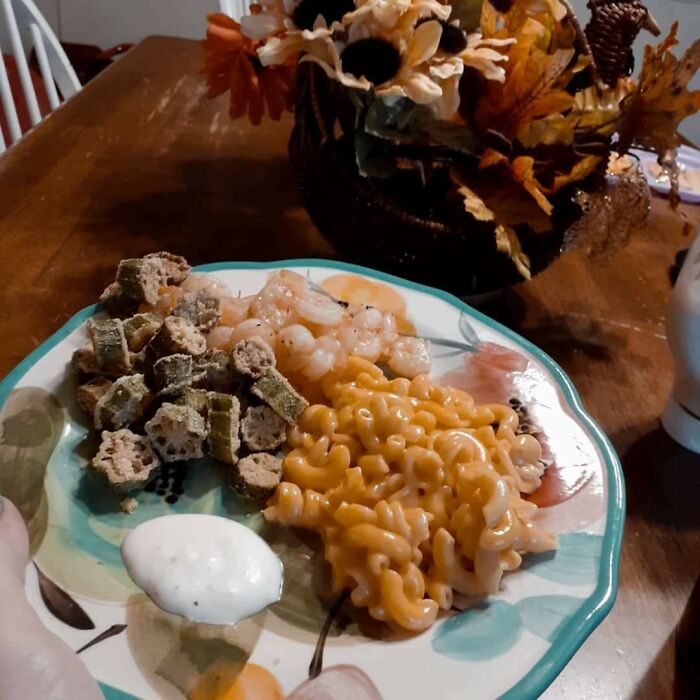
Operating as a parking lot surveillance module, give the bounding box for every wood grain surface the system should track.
[1,36,699,699]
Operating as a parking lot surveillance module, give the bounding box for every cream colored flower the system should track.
[427,56,463,118]
[241,0,353,40]
[257,24,335,66]
[344,0,451,46]
[458,33,513,84]
[375,20,452,104]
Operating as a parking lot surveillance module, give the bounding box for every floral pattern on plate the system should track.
[0,260,624,700]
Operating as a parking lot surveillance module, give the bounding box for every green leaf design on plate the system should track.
[519,595,585,642]
[520,532,603,585]
[432,599,523,661]
[98,683,141,700]
[0,387,65,554]
[432,593,587,662]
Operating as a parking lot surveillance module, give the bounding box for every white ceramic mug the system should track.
[662,228,700,453]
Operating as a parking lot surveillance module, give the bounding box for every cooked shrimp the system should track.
[380,314,398,346]
[249,273,302,330]
[352,306,384,331]
[295,291,344,326]
[181,273,232,300]
[388,337,432,378]
[303,347,336,382]
[277,324,316,356]
[336,325,383,362]
[196,269,432,382]
[220,296,253,326]
[277,324,316,373]
[139,286,183,317]
[229,318,276,347]
[207,326,234,351]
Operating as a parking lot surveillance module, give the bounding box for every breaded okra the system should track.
[145,403,207,462]
[94,374,153,431]
[91,429,160,490]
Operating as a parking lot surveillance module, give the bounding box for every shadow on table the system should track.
[80,156,336,263]
[618,422,700,531]
[481,288,626,366]
[630,628,699,699]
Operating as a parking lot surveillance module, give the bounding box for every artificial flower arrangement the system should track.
[203,0,700,293]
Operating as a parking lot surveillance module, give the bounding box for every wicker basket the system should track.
[287,2,624,297]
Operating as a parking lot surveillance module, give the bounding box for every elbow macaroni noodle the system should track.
[265,357,557,632]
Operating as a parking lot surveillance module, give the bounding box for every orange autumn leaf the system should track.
[494,223,532,281]
[508,156,554,214]
[517,79,632,147]
[455,163,553,233]
[457,187,532,279]
[618,22,700,156]
[476,3,579,139]
[456,182,495,222]
[479,149,553,215]
[452,170,533,279]
[202,13,295,125]
[550,155,602,192]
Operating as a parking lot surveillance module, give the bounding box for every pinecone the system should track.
[585,0,652,87]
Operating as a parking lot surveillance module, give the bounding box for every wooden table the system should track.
[1,36,699,699]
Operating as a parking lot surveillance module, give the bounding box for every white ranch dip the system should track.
[121,514,282,624]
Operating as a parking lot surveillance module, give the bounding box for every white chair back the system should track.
[0,0,80,153]
[219,0,251,21]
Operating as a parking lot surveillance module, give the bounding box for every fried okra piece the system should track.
[91,429,160,490]
[145,404,207,462]
[174,387,210,416]
[230,453,282,500]
[94,375,153,431]
[152,354,196,396]
[208,391,238,412]
[207,394,241,465]
[87,318,131,374]
[172,291,221,332]
[71,344,101,376]
[123,313,162,352]
[251,368,308,425]
[76,377,113,415]
[120,497,139,513]
[149,316,207,357]
[116,258,163,306]
[231,337,276,379]
[240,405,286,452]
[99,282,139,318]
[193,350,235,393]
[144,251,191,285]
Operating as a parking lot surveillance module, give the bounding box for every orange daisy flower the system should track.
[202,12,295,126]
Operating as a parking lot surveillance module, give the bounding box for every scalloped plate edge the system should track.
[0,258,625,700]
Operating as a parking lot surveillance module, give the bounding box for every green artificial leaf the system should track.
[422,120,479,154]
[363,95,480,157]
[364,96,428,142]
[355,132,400,178]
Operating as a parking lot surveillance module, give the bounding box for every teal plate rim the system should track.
[0,258,625,700]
